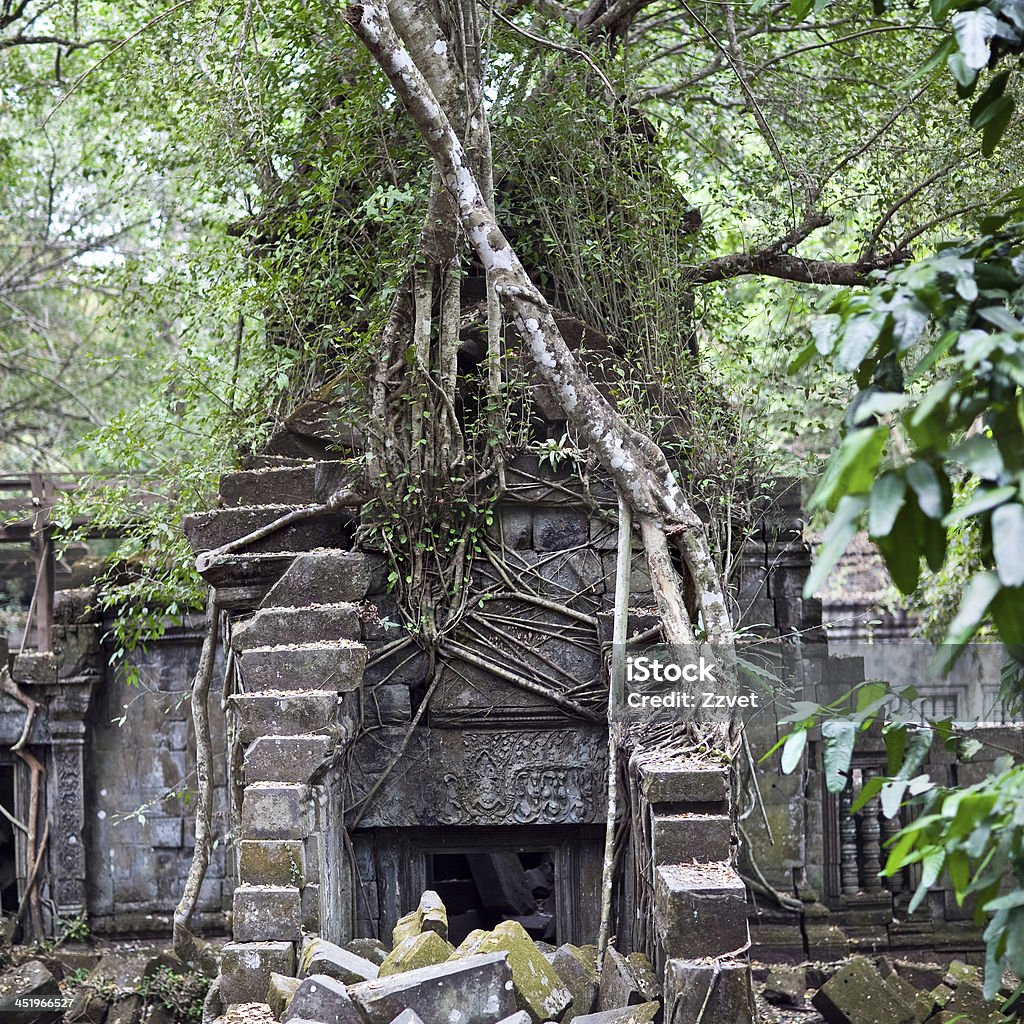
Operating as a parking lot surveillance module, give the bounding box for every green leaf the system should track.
[884,723,908,775]
[876,498,923,594]
[991,587,1024,644]
[969,70,1010,127]
[945,435,1004,478]
[868,472,906,537]
[789,0,814,18]
[851,774,885,813]
[788,340,818,374]
[822,720,857,793]
[811,427,887,510]
[906,461,947,519]
[909,848,946,913]
[837,316,884,371]
[952,8,999,69]
[981,96,1015,157]
[948,849,970,898]
[781,728,809,774]
[804,495,868,596]
[946,571,1002,645]
[881,779,909,818]
[992,503,1024,587]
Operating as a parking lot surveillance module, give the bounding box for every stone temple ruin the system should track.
[0,428,1022,1024]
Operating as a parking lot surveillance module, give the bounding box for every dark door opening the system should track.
[426,849,556,945]
[0,763,19,916]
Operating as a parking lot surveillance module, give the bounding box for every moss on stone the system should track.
[378,931,455,978]
[470,921,572,1022]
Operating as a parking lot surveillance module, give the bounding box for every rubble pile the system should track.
[755,955,1019,1024]
[227,890,660,1024]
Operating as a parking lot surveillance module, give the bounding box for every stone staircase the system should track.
[184,462,371,1005]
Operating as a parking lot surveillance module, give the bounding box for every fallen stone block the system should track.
[451,930,488,958]
[597,947,656,1011]
[301,937,379,984]
[894,962,946,993]
[104,995,144,1024]
[267,973,301,1019]
[944,980,1003,1022]
[811,956,916,1024]
[419,889,449,939]
[664,958,753,1024]
[387,1012,426,1024]
[654,863,748,959]
[283,975,362,1024]
[468,920,572,1021]
[566,1001,660,1024]
[378,932,454,977]
[65,987,111,1024]
[391,890,450,946]
[764,965,806,1006]
[348,952,515,1024]
[494,1013,532,1024]
[220,942,296,1006]
[344,939,388,966]
[550,945,598,1019]
[0,960,63,1024]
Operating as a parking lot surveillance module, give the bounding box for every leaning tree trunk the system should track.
[345,0,737,730]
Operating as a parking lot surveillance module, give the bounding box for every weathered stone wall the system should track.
[85,616,231,936]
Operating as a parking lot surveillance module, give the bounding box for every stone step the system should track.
[229,691,352,744]
[10,651,58,687]
[231,603,361,651]
[232,884,302,941]
[241,783,311,840]
[220,466,316,508]
[182,506,354,556]
[651,813,732,864]
[637,758,729,810]
[262,550,372,607]
[237,641,367,693]
[654,862,749,959]
[243,735,334,784]
[196,551,296,608]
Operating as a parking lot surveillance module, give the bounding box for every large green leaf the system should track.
[992,503,1024,587]
[804,495,868,596]
[944,484,1016,525]
[781,728,808,774]
[946,571,1002,645]
[868,472,907,537]
[822,720,857,793]
[907,460,947,519]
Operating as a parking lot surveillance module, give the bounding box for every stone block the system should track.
[230,692,345,744]
[301,883,321,933]
[232,603,361,651]
[284,975,363,1024]
[567,1002,660,1024]
[379,932,454,977]
[239,642,366,693]
[467,921,572,1021]
[419,889,449,939]
[638,761,729,807]
[148,817,184,849]
[811,956,916,1024]
[244,736,335,785]
[654,863,748,959]
[388,1013,426,1024]
[300,938,379,985]
[0,960,62,1024]
[219,466,316,507]
[233,884,302,942]
[764,965,806,1006]
[664,959,753,1024]
[348,953,516,1024]
[550,945,598,1019]
[651,813,731,865]
[365,684,412,725]
[220,942,295,1006]
[239,840,306,886]
[184,507,353,556]
[241,784,309,840]
[533,508,589,550]
[496,506,533,550]
[263,551,372,607]
[344,939,388,967]
[494,1014,531,1024]
[597,946,657,1012]
[267,973,301,1018]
